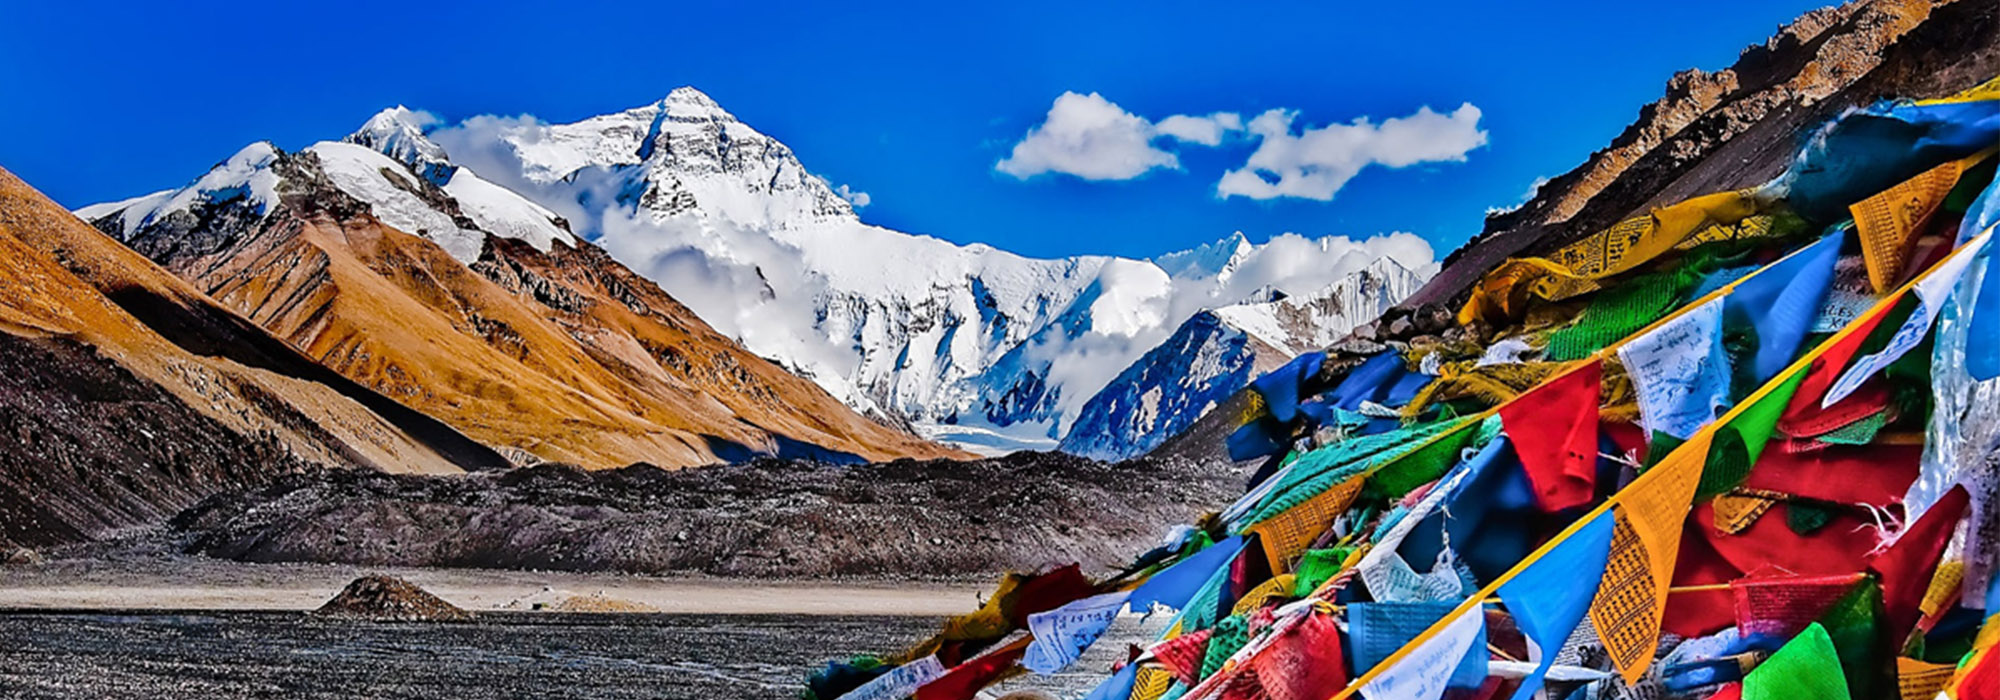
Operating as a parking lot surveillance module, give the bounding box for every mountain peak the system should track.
[1152,231,1254,280]
[346,106,449,168]
[661,86,727,116]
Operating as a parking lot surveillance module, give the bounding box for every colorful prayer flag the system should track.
[1083,661,1141,700]
[1740,623,1849,700]
[1852,156,1975,293]
[1722,230,1842,384]
[837,655,947,700]
[913,638,1029,700]
[1824,235,1987,408]
[1129,536,1248,614]
[1869,486,1971,643]
[1251,611,1348,700]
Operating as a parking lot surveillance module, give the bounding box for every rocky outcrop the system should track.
[1407,0,1997,317]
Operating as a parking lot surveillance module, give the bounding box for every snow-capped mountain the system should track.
[138,88,1433,454]
[74,130,960,469]
[1059,257,1423,461]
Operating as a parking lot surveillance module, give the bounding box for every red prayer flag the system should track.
[1867,486,1969,643]
[914,637,1029,700]
[1778,294,1898,428]
[1500,360,1603,512]
[1960,643,2000,700]
[1151,629,1213,687]
[1251,611,1349,700]
[1006,564,1095,628]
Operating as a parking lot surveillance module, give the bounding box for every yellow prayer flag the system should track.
[1232,574,1297,616]
[1461,190,1762,325]
[1851,156,1976,293]
[1921,561,1966,621]
[1131,665,1175,700]
[1588,430,1712,684]
[1899,656,1957,700]
[1248,475,1365,574]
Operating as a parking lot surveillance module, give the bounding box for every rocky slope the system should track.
[1156,0,2000,461]
[313,92,1433,453]
[78,137,960,469]
[1410,0,1997,315]
[160,452,1238,579]
[0,166,506,548]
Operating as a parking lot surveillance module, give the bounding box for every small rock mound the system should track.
[3,547,43,566]
[313,575,472,621]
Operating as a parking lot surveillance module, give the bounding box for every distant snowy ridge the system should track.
[1059,257,1423,461]
[85,87,1436,455]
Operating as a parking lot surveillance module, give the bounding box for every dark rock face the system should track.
[313,575,472,621]
[167,453,1238,579]
[0,334,315,547]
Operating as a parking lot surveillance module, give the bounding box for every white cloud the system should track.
[1486,175,1549,216]
[1218,103,1488,201]
[996,92,1240,181]
[1155,112,1243,146]
[835,184,871,208]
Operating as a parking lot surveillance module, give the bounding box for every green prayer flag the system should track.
[1743,622,1851,700]
[1700,369,1807,498]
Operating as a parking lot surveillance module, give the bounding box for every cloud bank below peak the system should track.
[996,92,1488,202]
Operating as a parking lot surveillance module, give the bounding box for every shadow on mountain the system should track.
[102,287,510,471]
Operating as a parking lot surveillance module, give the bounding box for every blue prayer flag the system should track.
[1252,351,1325,422]
[1723,231,1842,384]
[1349,601,1488,690]
[1127,536,1247,614]
[1496,510,1616,700]
[1083,661,1140,700]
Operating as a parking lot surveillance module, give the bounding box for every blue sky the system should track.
[1,0,1829,260]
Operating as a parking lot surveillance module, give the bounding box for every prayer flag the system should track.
[1620,296,1730,441]
[1590,430,1712,684]
[1083,661,1141,700]
[1024,590,1134,674]
[1350,602,1487,691]
[1869,486,1971,643]
[837,655,947,700]
[1252,352,1325,423]
[913,638,1028,700]
[1824,235,1986,408]
[1740,623,1849,700]
[1500,360,1603,512]
[1722,230,1842,384]
[1250,611,1348,700]
[1852,156,1973,293]
[1129,537,1248,614]
[1356,603,1488,700]
[1497,510,1616,700]
[1967,243,2000,381]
